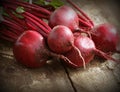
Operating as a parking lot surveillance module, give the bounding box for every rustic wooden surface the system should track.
[0,0,120,92]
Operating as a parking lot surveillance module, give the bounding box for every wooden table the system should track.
[0,0,120,92]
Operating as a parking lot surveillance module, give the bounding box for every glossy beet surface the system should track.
[47,25,74,54]
[65,36,95,68]
[49,5,79,32]
[13,30,48,68]
[91,23,119,52]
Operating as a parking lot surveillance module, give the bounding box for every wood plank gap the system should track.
[0,52,14,57]
[60,61,77,92]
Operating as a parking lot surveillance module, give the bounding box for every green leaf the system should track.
[0,7,9,17]
[49,0,64,8]
[12,11,24,19]
[34,0,45,5]
[23,0,29,2]
[34,0,64,8]
[16,6,25,13]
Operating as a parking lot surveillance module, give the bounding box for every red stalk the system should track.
[25,18,48,38]
[7,27,21,36]
[5,10,28,30]
[0,35,15,42]
[78,18,92,28]
[26,9,50,19]
[26,20,38,31]
[2,0,51,15]
[2,20,25,33]
[24,16,48,38]
[77,13,88,22]
[95,49,120,63]
[23,13,49,36]
[67,0,94,27]
[0,29,18,40]
[24,12,51,31]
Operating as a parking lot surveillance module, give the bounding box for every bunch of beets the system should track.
[0,0,120,68]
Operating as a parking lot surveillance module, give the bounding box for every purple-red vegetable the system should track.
[49,5,79,32]
[91,23,120,53]
[47,25,86,68]
[0,0,119,69]
[13,30,69,68]
[47,25,74,54]
[13,30,48,68]
[64,35,119,68]
[66,0,94,31]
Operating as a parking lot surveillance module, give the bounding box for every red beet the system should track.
[64,35,119,68]
[47,25,74,54]
[49,5,79,32]
[13,30,49,68]
[91,23,120,53]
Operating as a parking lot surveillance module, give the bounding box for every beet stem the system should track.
[5,9,27,29]
[23,14,48,37]
[0,30,18,40]
[24,12,51,31]
[67,0,94,26]
[79,18,92,28]
[25,8,50,19]
[2,0,51,15]
[95,49,120,63]
[0,35,15,42]
[77,13,88,22]
[26,20,38,31]
[61,55,79,67]
[73,45,86,69]
[2,19,25,33]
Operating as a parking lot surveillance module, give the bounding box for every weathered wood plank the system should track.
[0,46,74,92]
[66,0,120,92]
[67,59,120,92]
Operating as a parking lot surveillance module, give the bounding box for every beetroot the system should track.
[91,23,120,53]
[49,5,79,32]
[13,30,49,68]
[66,0,94,30]
[64,35,119,68]
[64,35,94,68]
[47,25,74,54]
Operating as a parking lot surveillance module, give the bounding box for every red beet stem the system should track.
[7,27,21,36]
[79,18,92,28]
[24,12,51,31]
[2,0,51,15]
[1,29,18,38]
[95,49,120,63]
[22,14,48,37]
[1,17,21,35]
[24,8,50,19]
[2,20,25,33]
[61,55,79,67]
[26,19,38,31]
[0,35,15,42]
[77,13,88,22]
[73,45,86,69]
[25,18,48,38]
[4,9,27,29]
[0,29,18,41]
[67,0,94,26]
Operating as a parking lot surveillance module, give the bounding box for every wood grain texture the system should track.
[0,46,74,92]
